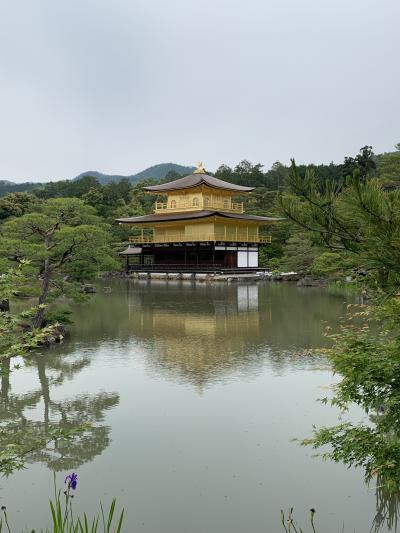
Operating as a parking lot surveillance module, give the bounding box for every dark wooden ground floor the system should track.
[120,243,262,272]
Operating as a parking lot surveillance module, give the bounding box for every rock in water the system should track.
[82,284,97,293]
[40,324,69,346]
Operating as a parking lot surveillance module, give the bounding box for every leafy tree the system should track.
[0,266,57,360]
[280,232,318,273]
[0,192,38,221]
[311,251,346,277]
[0,198,117,328]
[377,143,400,188]
[81,185,105,210]
[214,164,233,183]
[215,160,267,188]
[233,160,265,187]
[279,160,400,289]
[279,156,400,490]
[245,188,277,215]
[341,145,376,181]
[301,299,400,491]
[0,264,122,477]
[266,161,289,190]
[34,175,100,200]
[0,266,76,474]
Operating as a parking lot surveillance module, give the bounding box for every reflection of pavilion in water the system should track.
[129,284,267,389]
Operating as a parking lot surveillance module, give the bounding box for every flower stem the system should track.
[63,486,70,526]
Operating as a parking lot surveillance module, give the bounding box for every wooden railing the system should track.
[129,234,272,244]
[154,201,244,214]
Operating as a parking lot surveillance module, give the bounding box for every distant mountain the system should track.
[0,163,196,196]
[0,180,38,196]
[74,163,196,185]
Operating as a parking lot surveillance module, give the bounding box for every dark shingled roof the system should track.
[144,173,254,193]
[116,211,282,224]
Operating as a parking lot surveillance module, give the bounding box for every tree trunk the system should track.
[33,258,51,329]
[1,358,11,404]
[37,358,50,432]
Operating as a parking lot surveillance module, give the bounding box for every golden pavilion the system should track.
[117,164,280,272]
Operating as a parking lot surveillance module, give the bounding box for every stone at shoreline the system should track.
[181,273,195,280]
[82,283,97,293]
[268,272,300,282]
[150,273,168,279]
[361,288,373,301]
[39,324,69,346]
[195,273,212,282]
[99,270,306,283]
[167,273,181,280]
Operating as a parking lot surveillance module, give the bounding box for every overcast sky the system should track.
[0,0,399,182]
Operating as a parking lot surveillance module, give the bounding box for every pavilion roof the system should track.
[143,173,254,193]
[119,247,143,255]
[116,210,283,224]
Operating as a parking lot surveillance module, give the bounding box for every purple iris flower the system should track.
[65,472,78,490]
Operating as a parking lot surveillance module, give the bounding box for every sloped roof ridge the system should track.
[116,210,282,224]
[144,173,254,193]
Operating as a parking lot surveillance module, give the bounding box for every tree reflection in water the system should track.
[372,476,400,532]
[0,350,119,472]
[2,281,397,532]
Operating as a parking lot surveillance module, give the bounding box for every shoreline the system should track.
[99,270,326,285]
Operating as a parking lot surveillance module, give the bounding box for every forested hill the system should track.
[0,180,38,196]
[0,162,196,196]
[73,163,196,185]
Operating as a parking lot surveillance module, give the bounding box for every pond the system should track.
[1,281,397,532]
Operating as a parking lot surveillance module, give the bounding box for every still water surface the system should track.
[1,281,397,532]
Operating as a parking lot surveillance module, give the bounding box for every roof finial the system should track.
[193,162,206,174]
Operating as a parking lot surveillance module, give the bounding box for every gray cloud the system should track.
[0,0,399,182]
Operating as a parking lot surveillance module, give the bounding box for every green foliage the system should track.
[0,265,57,360]
[0,266,92,476]
[81,186,105,210]
[280,232,317,273]
[34,176,101,200]
[342,145,376,181]
[376,143,400,188]
[303,301,400,490]
[41,309,73,326]
[311,251,345,277]
[0,198,118,327]
[0,192,39,221]
[0,476,124,532]
[279,158,400,291]
[279,149,400,491]
[0,306,56,361]
[266,257,282,272]
[258,246,268,268]
[46,490,124,533]
[0,181,38,197]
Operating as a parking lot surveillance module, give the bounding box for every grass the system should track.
[0,474,124,533]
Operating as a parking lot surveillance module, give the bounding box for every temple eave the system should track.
[116,211,282,224]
